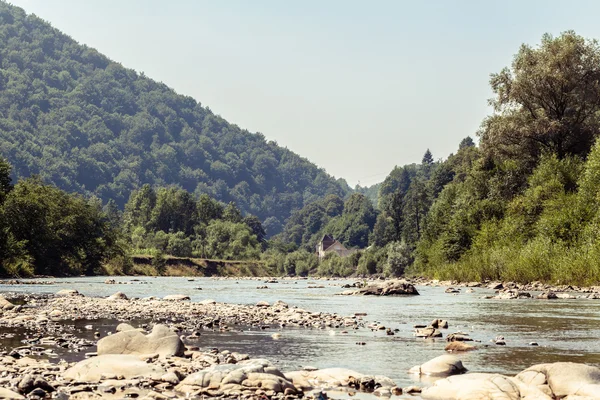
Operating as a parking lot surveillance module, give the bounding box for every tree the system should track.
[197,194,223,224]
[385,241,413,277]
[223,202,242,223]
[403,177,429,244]
[204,220,260,260]
[481,31,600,161]
[323,194,344,217]
[244,215,267,245]
[323,193,377,248]
[2,177,121,276]
[123,185,156,232]
[422,149,434,165]
[148,187,198,235]
[459,136,475,150]
[0,157,12,204]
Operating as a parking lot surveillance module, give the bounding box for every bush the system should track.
[317,252,355,277]
[166,232,193,257]
[384,241,413,277]
[284,250,318,276]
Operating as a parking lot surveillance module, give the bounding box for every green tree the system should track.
[2,177,121,276]
[243,215,267,245]
[223,202,243,223]
[204,220,260,260]
[385,241,413,277]
[459,136,475,150]
[123,184,156,232]
[481,31,600,161]
[0,157,12,204]
[197,194,223,224]
[422,149,434,165]
[148,187,198,235]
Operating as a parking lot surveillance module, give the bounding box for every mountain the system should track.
[0,2,350,235]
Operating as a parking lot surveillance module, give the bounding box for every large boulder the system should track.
[0,296,15,310]
[97,324,184,357]
[285,368,395,391]
[421,373,552,400]
[516,362,600,398]
[176,359,296,394]
[410,355,467,376]
[415,327,442,338]
[356,280,419,296]
[63,354,166,382]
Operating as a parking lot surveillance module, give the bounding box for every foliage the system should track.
[0,169,124,276]
[277,194,345,250]
[481,31,600,162]
[354,182,381,207]
[322,193,377,248]
[385,241,413,277]
[204,220,261,260]
[123,184,265,260]
[317,252,357,277]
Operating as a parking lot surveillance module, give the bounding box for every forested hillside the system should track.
[0,2,350,236]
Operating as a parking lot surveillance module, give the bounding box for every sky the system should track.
[8,0,600,187]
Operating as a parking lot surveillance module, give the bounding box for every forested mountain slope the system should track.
[0,2,350,235]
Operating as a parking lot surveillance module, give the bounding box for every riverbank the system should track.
[124,256,275,277]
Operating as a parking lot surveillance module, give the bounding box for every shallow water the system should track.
[2,276,600,388]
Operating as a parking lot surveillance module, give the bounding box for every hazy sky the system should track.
[9,0,600,186]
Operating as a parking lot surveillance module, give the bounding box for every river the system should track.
[2,276,600,390]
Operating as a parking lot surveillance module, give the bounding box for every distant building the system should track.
[316,234,356,260]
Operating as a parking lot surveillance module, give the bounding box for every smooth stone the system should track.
[0,296,15,310]
[445,342,476,352]
[97,324,185,357]
[107,292,128,301]
[516,362,600,398]
[285,368,395,390]
[356,280,419,296]
[116,323,136,332]
[410,355,467,376]
[63,354,166,382]
[0,388,24,399]
[163,295,190,301]
[56,289,81,297]
[421,373,549,400]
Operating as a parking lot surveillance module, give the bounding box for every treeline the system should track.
[0,2,350,237]
[412,32,600,285]
[0,159,126,277]
[123,185,266,261]
[276,32,600,285]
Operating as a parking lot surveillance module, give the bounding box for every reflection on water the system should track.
[1,277,600,388]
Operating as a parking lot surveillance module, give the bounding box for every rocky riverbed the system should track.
[1,278,600,399]
[0,290,599,399]
[0,291,408,399]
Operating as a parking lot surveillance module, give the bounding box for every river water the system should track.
[2,276,600,389]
